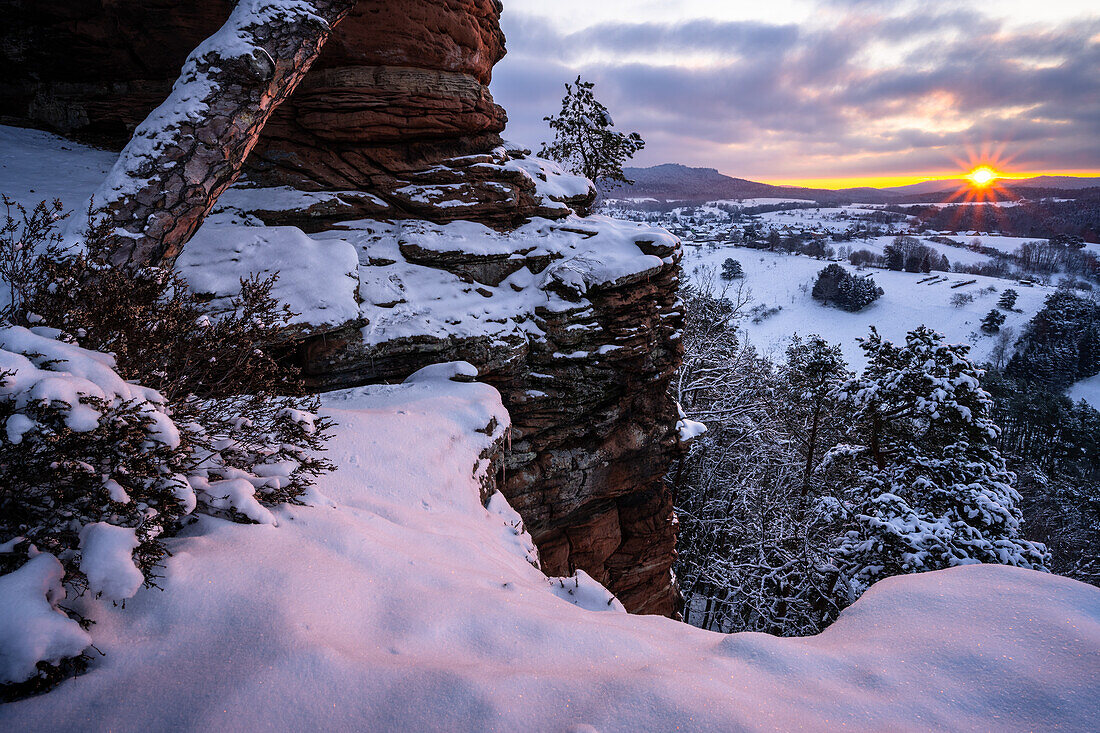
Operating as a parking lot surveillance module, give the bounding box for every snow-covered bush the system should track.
[0,203,334,690]
[950,292,973,308]
[0,327,194,585]
[12,207,334,512]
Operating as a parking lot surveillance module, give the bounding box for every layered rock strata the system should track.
[183,186,686,616]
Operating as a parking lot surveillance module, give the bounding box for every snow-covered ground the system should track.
[684,243,1049,369]
[1067,373,1100,407]
[2,124,1100,728]
[0,125,115,211]
[709,197,817,206]
[3,367,1098,731]
[905,200,1024,207]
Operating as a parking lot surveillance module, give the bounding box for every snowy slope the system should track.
[684,243,1051,369]
[2,369,1098,731]
[0,126,115,211]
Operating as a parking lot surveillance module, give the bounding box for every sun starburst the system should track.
[967,166,998,187]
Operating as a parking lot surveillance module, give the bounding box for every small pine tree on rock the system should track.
[539,76,645,189]
[981,309,1007,334]
[720,258,743,280]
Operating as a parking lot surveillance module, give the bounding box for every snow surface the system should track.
[0,554,92,685]
[683,244,1052,369]
[710,197,817,206]
[216,185,388,213]
[1,125,1099,728]
[174,224,361,330]
[78,523,144,602]
[1066,372,1100,410]
[0,126,114,212]
[311,214,673,348]
[1,370,1097,730]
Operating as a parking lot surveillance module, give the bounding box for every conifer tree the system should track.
[981,309,1007,333]
[812,264,882,312]
[823,327,1048,598]
[540,76,645,189]
[720,258,743,280]
[1008,289,1100,388]
[779,336,849,492]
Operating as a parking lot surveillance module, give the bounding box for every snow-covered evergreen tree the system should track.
[812,264,881,312]
[981,309,1007,333]
[720,258,743,280]
[673,282,844,635]
[998,288,1019,310]
[539,76,644,189]
[1008,288,1100,388]
[823,327,1049,598]
[778,335,850,491]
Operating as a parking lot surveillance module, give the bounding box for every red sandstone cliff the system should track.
[0,0,684,616]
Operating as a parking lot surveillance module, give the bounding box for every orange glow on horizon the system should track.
[758,168,1100,190]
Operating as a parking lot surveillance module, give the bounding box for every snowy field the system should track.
[683,242,1050,369]
[755,205,893,231]
[708,197,817,206]
[2,368,1098,731]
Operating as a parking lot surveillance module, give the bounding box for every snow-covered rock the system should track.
[175,224,361,332]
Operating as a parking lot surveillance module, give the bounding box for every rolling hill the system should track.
[608,164,1100,204]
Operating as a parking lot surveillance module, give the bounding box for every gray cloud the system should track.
[490,6,1100,180]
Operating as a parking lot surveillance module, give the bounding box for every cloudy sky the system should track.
[489,0,1100,186]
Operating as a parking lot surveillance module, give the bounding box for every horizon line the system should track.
[750,169,1100,190]
[625,164,1100,190]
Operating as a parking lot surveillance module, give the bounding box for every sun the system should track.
[967,166,998,187]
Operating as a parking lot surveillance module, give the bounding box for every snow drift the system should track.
[1,364,1097,730]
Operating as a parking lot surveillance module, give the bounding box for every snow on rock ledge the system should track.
[175,224,361,332]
